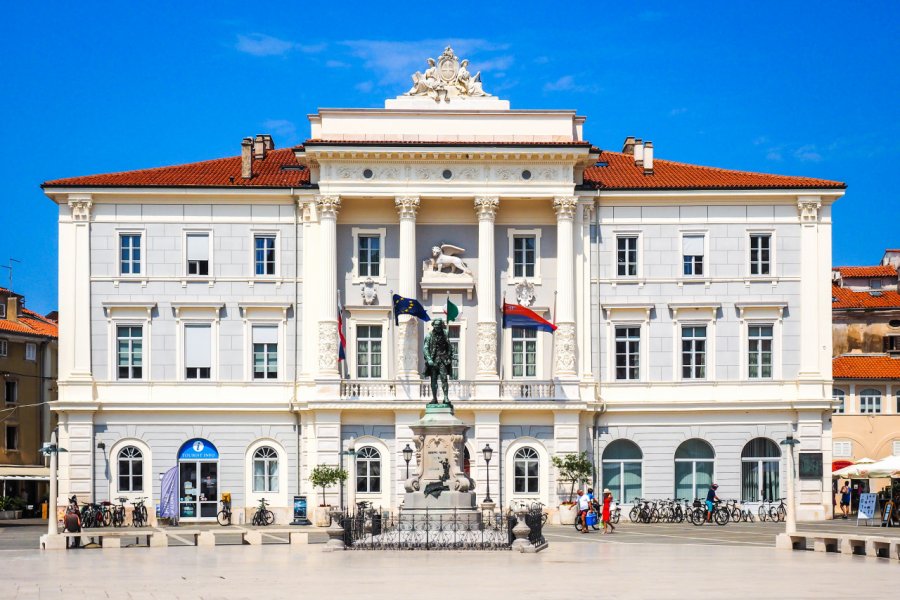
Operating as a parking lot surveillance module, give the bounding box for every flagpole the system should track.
[389,290,396,383]
[337,288,345,381]
[550,290,558,382]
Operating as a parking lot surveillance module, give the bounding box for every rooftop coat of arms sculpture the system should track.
[405,46,491,103]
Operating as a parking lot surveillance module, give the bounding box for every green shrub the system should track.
[308,465,348,507]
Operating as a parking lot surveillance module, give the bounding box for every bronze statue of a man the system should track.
[423,319,453,406]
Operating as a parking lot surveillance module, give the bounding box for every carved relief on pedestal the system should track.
[476,322,498,376]
[553,322,577,375]
[552,196,578,221]
[360,277,378,305]
[405,434,426,492]
[404,46,491,103]
[396,317,419,375]
[318,321,340,373]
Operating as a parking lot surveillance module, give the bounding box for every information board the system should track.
[857,493,877,525]
[798,452,823,480]
[293,495,309,524]
[882,501,895,527]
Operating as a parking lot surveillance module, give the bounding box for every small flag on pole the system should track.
[502,302,557,333]
[392,294,431,325]
[446,299,459,322]
[337,301,346,361]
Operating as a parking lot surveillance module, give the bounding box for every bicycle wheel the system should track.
[775,505,786,522]
[217,510,230,526]
[714,508,729,526]
[673,507,684,523]
[650,509,660,523]
[731,508,742,523]
[758,506,767,522]
[690,508,704,526]
[629,506,640,523]
[612,511,620,525]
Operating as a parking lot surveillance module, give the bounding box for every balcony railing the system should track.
[338,379,555,401]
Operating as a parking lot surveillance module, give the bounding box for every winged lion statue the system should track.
[424,243,471,275]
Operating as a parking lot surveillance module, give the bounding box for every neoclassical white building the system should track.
[43,48,845,522]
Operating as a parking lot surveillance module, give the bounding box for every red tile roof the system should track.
[833,354,900,379]
[583,151,845,190]
[835,265,897,278]
[832,285,900,309]
[0,310,58,339]
[43,148,311,189]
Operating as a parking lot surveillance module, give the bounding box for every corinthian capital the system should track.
[395,196,420,220]
[552,196,578,220]
[315,194,341,219]
[797,196,821,222]
[474,196,500,221]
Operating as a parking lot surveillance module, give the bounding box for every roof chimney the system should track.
[241,137,253,179]
[262,134,275,151]
[643,141,654,175]
[621,136,636,155]
[6,296,18,322]
[253,134,267,160]
[633,139,644,167]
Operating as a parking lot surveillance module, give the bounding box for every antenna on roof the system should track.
[1,258,21,289]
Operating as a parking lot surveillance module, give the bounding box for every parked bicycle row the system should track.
[624,496,787,526]
[64,495,148,529]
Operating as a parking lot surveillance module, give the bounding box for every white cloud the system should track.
[753,136,769,146]
[766,149,783,161]
[543,75,598,93]
[669,107,688,116]
[355,81,374,93]
[235,33,295,57]
[794,144,823,162]
[261,119,298,144]
[326,59,350,68]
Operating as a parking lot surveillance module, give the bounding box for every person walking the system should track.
[839,482,851,519]
[601,488,616,534]
[577,489,590,533]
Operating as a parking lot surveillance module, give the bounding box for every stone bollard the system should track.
[510,509,531,552]
[323,509,346,552]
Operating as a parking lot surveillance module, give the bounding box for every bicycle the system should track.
[251,498,274,526]
[131,497,148,527]
[216,498,232,526]
[690,499,729,526]
[111,497,127,527]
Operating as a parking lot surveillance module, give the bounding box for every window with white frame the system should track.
[832,440,852,458]
[4,380,16,404]
[5,425,18,451]
[749,234,771,276]
[25,343,36,361]
[616,236,638,277]
[511,328,537,378]
[254,234,276,276]
[186,232,210,276]
[681,326,707,379]
[893,440,900,456]
[0,303,5,318]
[0,339,7,357]
[357,235,381,278]
[513,235,537,278]
[513,447,540,494]
[116,326,143,380]
[252,446,279,493]
[747,325,773,379]
[117,446,143,492]
[120,233,142,275]
[859,388,882,414]
[832,388,845,415]
[252,325,278,380]
[448,324,460,380]
[356,325,383,379]
[184,324,212,380]
[356,446,382,493]
[615,326,640,380]
[682,234,705,276]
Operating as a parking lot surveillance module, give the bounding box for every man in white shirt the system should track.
[577,489,590,533]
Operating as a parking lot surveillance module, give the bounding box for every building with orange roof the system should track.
[0,287,58,514]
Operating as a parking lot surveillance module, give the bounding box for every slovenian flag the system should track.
[502,302,557,333]
[337,301,346,361]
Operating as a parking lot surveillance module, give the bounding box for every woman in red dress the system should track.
[602,488,616,534]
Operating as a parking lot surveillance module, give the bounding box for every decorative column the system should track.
[316,194,341,378]
[61,195,93,383]
[395,196,421,379]
[475,196,500,380]
[797,196,822,379]
[552,196,578,379]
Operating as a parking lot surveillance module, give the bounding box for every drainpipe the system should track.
[293,188,302,497]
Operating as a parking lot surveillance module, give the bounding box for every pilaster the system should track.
[395,196,421,380]
[797,196,822,381]
[60,195,93,385]
[316,195,341,378]
[475,196,500,382]
[552,196,578,379]
[473,411,500,506]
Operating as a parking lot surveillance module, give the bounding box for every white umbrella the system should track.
[864,455,900,478]
[831,457,877,479]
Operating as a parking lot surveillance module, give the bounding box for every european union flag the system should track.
[393,294,431,325]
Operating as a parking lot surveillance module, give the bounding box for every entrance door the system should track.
[177,438,220,521]
[179,462,198,519]
[199,462,218,518]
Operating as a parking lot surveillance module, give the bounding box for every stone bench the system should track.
[812,535,840,553]
[241,528,309,545]
[40,530,158,550]
[865,536,894,559]
[840,536,867,556]
[41,527,311,550]
[777,531,900,561]
[775,533,807,550]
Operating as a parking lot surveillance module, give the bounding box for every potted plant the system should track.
[308,465,348,527]
[551,452,594,525]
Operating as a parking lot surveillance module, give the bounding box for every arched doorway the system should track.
[177,438,219,520]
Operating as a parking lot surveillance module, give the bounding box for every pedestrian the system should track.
[576,489,590,533]
[705,483,720,523]
[602,488,615,534]
[839,482,851,519]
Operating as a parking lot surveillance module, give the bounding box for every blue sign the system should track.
[178,438,219,461]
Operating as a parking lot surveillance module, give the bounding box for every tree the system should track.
[308,465,348,507]
[551,452,594,504]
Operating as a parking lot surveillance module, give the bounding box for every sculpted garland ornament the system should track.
[405,46,491,102]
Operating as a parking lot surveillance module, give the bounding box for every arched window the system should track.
[674,439,714,500]
[602,440,642,503]
[832,388,845,415]
[859,388,882,414]
[740,438,780,502]
[356,447,381,493]
[513,447,540,494]
[252,446,279,493]
[117,446,143,493]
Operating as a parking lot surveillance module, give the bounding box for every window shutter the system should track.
[252,325,278,344]
[184,324,211,368]
[683,235,704,256]
[186,234,209,260]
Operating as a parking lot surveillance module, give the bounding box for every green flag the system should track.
[447,299,459,322]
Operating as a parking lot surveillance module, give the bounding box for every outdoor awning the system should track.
[0,465,50,481]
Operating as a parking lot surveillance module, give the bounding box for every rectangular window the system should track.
[748,325,773,379]
[682,235,705,276]
[0,304,5,318]
[511,328,537,378]
[186,233,210,276]
[252,325,278,380]
[5,425,17,451]
[749,234,771,276]
[356,325,383,379]
[833,390,845,415]
[120,234,141,275]
[893,440,900,456]
[859,393,882,414]
[448,324,460,380]
[615,326,641,380]
[0,339,7,357]
[513,236,536,278]
[254,235,276,276]
[832,441,851,458]
[184,324,212,380]
[4,380,16,404]
[358,235,381,278]
[25,343,36,361]
[616,236,638,277]
[884,336,900,355]
[116,326,143,380]
[870,279,883,290]
[681,326,707,379]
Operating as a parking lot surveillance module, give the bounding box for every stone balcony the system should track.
[338,379,558,401]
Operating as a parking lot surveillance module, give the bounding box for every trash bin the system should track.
[41,502,48,520]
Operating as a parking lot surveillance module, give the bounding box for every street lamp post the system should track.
[403,444,413,480]
[41,431,67,537]
[339,438,356,511]
[780,433,800,535]
[482,444,494,505]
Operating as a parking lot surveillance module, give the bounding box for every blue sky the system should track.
[1,1,897,313]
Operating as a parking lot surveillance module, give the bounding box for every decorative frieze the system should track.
[476,322,498,377]
[553,322,577,376]
[397,318,419,376]
[318,321,340,374]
